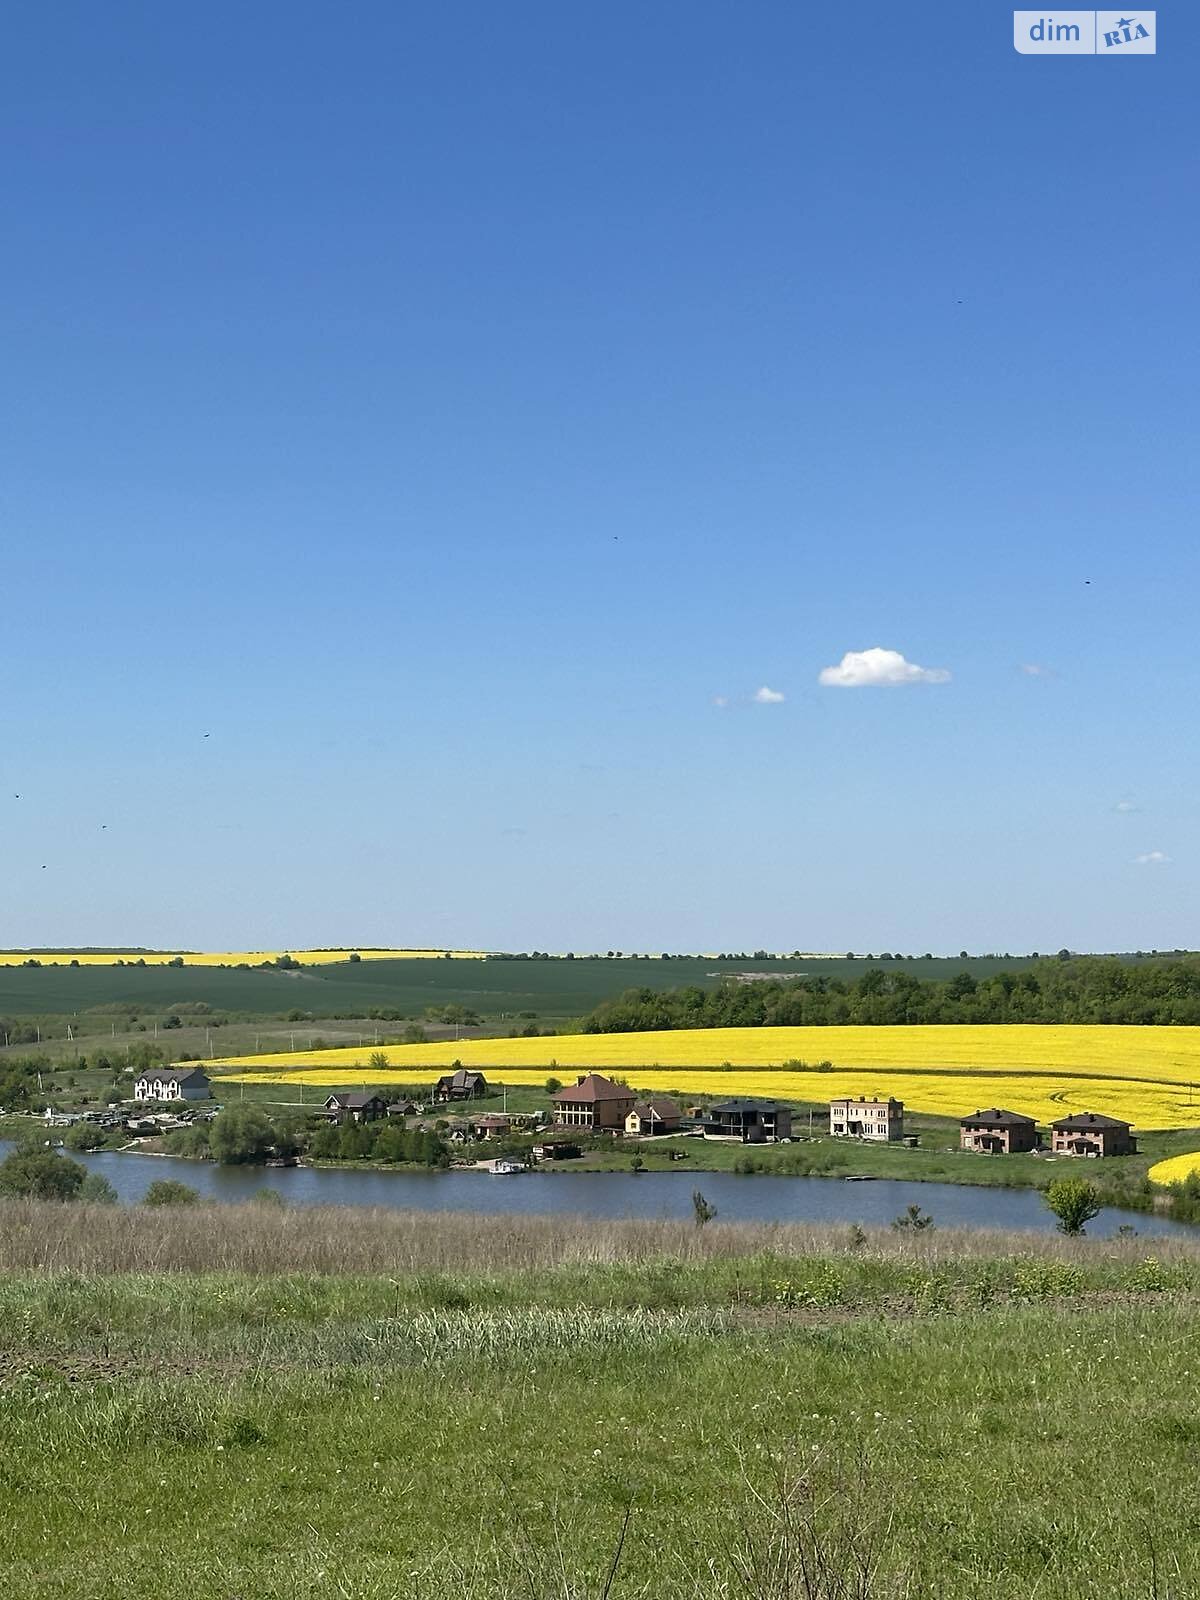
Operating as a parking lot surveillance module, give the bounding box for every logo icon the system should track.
[1013,10,1156,53]
[1096,12,1155,50]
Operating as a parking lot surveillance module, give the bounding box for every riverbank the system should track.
[2,1201,1199,1599]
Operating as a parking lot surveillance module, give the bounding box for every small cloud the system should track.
[1021,663,1057,679]
[711,694,730,709]
[500,826,528,839]
[752,686,785,705]
[1134,850,1170,865]
[818,647,950,689]
[1114,800,1139,814]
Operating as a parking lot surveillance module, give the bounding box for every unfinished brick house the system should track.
[1050,1112,1136,1157]
[959,1108,1039,1154]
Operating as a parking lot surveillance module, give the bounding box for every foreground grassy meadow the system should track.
[208,1023,1200,1129]
[2,1202,1199,1600]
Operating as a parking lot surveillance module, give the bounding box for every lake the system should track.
[10,1144,1193,1237]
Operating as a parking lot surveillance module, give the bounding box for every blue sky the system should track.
[2,3,1194,955]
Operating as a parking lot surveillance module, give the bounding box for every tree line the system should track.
[581,956,1200,1031]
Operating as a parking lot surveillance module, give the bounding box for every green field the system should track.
[0,953,1059,1021]
[1,1202,1198,1598]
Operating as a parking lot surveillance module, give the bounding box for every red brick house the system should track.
[959,1108,1039,1154]
[1050,1112,1136,1157]
[551,1073,635,1131]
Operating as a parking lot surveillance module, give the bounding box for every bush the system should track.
[79,1172,118,1205]
[144,1179,200,1207]
[64,1122,107,1151]
[1044,1177,1101,1236]
[0,1149,86,1201]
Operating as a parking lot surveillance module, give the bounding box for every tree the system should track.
[348,952,362,963]
[692,1189,717,1228]
[1044,1177,1100,1235]
[368,1050,390,1070]
[0,1149,86,1201]
[892,1203,934,1231]
[209,1105,274,1165]
[64,1122,106,1151]
[545,1076,562,1093]
[143,1179,199,1207]
[79,1172,118,1205]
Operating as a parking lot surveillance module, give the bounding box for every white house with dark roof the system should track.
[134,1067,212,1102]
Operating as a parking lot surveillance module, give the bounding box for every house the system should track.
[433,1068,488,1102]
[624,1098,682,1136]
[322,1091,389,1124]
[532,1138,582,1161]
[551,1073,635,1131]
[959,1108,1039,1154]
[133,1067,211,1103]
[1050,1112,1136,1157]
[702,1099,792,1143]
[470,1114,512,1140]
[829,1096,904,1142]
[387,1099,420,1117]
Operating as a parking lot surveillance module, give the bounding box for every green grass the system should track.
[1,1206,1199,1598]
[0,953,1057,1022]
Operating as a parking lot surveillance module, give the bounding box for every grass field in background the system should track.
[0,947,485,967]
[0,954,1048,1021]
[1,1205,1198,1599]
[208,1023,1200,1129]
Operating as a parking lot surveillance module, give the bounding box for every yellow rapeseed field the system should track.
[1148,1152,1200,1185]
[0,948,486,968]
[205,1023,1200,1130]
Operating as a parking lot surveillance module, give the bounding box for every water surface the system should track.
[13,1144,1192,1238]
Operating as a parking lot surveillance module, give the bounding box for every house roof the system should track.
[830,1096,902,1108]
[1051,1112,1132,1130]
[960,1108,1037,1127]
[325,1091,384,1108]
[630,1098,681,1120]
[436,1067,486,1087]
[710,1098,788,1114]
[552,1073,634,1103]
[473,1115,511,1129]
[138,1067,208,1084]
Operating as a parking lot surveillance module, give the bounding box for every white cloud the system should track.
[711,694,730,709]
[1021,663,1056,678]
[1134,850,1170,865]
[1114,800,1139,814]
[752,686,785,704]
[818,647,951,688]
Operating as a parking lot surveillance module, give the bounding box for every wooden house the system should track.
[323,1091,389,1124]
[433,1068,488,1103]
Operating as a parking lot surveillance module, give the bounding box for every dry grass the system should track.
[3,1197,1200,1277]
